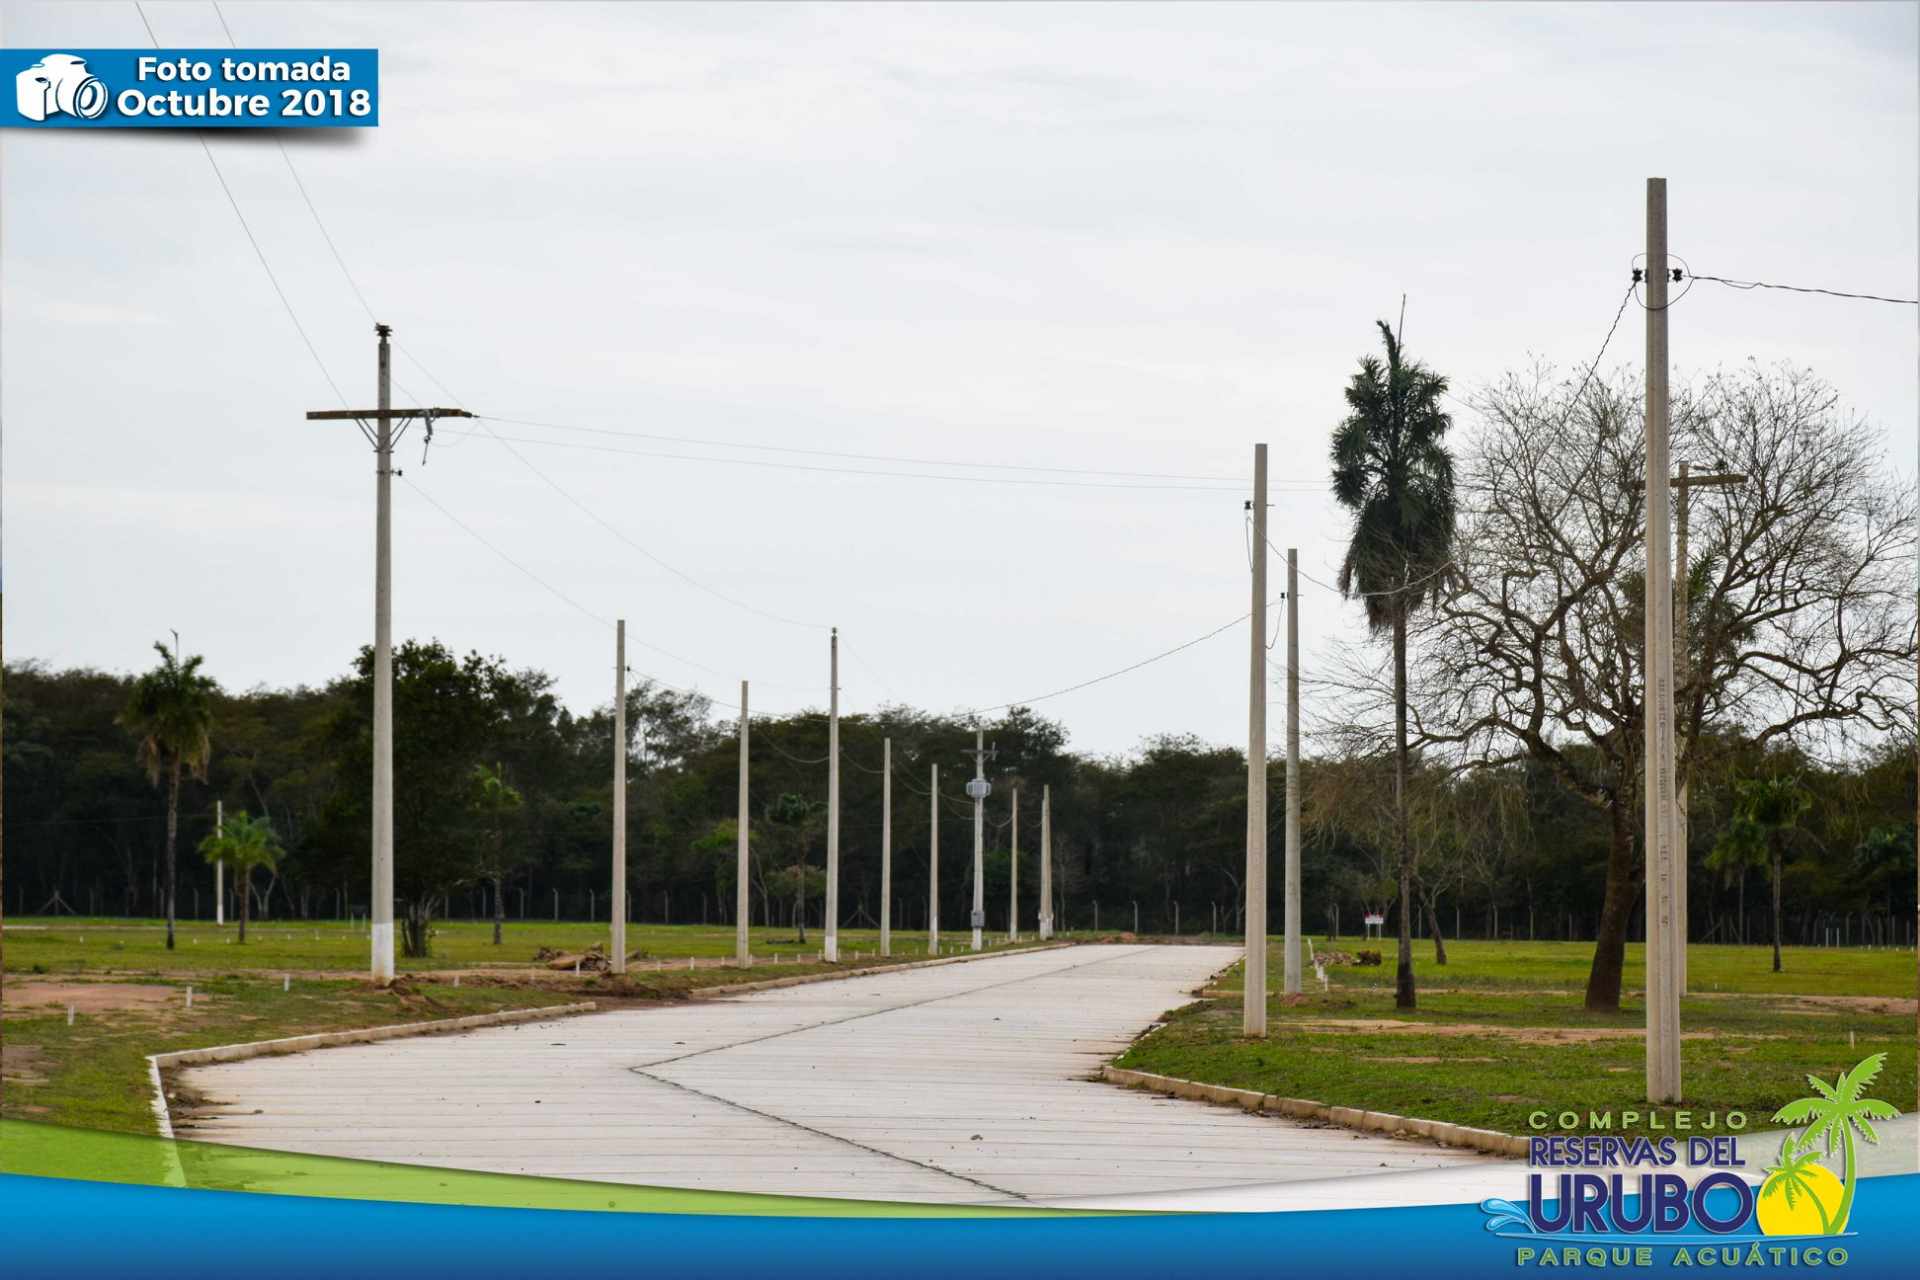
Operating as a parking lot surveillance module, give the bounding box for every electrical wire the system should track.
[451,425,1256,493]
[1685,272,1917,307]
[956,612,1250,718]
[135,3,347,406]
[479,414,1263,486]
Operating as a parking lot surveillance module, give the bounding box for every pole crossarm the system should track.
[304,408,474,420]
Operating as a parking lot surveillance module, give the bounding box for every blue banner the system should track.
[2,1172,1916,1278]
[2,49,377,128]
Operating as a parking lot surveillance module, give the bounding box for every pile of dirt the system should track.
[533,944,646,972]
[1316,949,1383,967]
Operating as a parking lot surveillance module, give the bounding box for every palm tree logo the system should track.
[1759,1052,1900,1236]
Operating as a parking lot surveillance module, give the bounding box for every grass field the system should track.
[0,917,1070,1138]
[1,916,1065,975]
[1115,937,1917,1140]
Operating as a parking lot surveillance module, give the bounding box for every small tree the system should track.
[468,762,524,945]
[119,641,217,951]
[1711,775,1811,973]
[766,792,822,940]
[197,812,281,943]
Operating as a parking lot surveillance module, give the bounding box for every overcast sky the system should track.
[3,1,1915,755]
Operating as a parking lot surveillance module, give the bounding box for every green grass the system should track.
[2,916,1064,975]
[1115,938,1916,1139]
[1206,936,1919,999]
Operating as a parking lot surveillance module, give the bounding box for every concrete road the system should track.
[179,944,1497,1206]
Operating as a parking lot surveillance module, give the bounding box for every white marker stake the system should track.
[67,1005,75,1026]
[185,987,194,1009]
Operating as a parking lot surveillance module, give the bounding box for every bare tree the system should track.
[1326,361,1913,1011]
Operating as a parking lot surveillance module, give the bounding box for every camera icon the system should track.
[16,54,109,122]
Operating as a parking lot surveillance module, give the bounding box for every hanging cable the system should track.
[1684,272,1917,307]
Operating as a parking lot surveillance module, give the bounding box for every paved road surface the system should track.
[180,944,1497,1206]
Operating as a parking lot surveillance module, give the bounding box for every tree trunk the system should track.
[1737,869,1746,945]
[1425,894,1448,965]
[402,898,432,957]
[794,868,807,944]
[492,875,505,945]
[1391,611,1415,1010]
[238,864,251,943]
[1770,844,1783,974]
[164,756,180,950]
[1583,794,1635,1012]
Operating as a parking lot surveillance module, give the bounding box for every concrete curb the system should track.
[1100,1064,1528,1158]
[149,1001,598,1136]
[690,942,1074,999]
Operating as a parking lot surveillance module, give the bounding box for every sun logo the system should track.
[1757,1052,1899,1237]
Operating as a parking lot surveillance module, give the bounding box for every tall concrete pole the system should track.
[371,324,395,985]
[737,681,751,968]
[1284,546,1302,995]
[1008,787,1019,942]
[929,764,940,953]
[611,620,627,975]
[1643,177,1683,1103]
[1674,462,1691,998]
[214,800,224,926]
[1039,785,1053,939]
[972,727,986,952]
[1244,443,1269,1036]
[880,737,892,957]
[825,628,841,962]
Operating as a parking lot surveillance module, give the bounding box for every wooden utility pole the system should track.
[1039,785,1053,940]
[929,764,940,953]
[1008,787,1019,942]
[881,737,892,957]
[305,323,471,985]
[611,620,627,975]
[1642,178,1683,1103]
[1284,546,1302,995]
[737,681,751,968]
[825,628,841,962]
[1245,443,1269,1036]
[1672,462,1744,995]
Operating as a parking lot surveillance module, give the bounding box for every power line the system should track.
[458,423,1264,493]
[475,421,833,632]
[135,2,346,405]
[479,414,1264,486]
[957,612,1250,718]
[1685,272,1917,307]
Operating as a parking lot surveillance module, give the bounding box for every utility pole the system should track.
[1039,785,1053,940]
[1672,461,1744,996]
[964,728,993,952]
[1642,177,1683,1103]
[737,681,750,968]
[305,323,471,985]
[929,764,940,953]
[214,800,224,926]
[1244,443,1269,1036]
[611,621,627,975]
[1284,546,1302,995]
[1008,787,1019,942]
[880,737,892,957]
[825,628,841,962]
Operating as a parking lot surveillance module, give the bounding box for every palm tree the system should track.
[119,641,217,950]
[1772,1052,1900,1234]
[196,812,281,943]
[1330,320,1457,1010]
[1711,774,1809,973]
[1755,1134,1841,1236]
[469,762,524,946]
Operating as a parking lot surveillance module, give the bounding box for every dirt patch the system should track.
[1772,994,1917,1017]
[2,1043,51,1086]
[1361,1054,1499,1064]
[2,981,196,1014]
